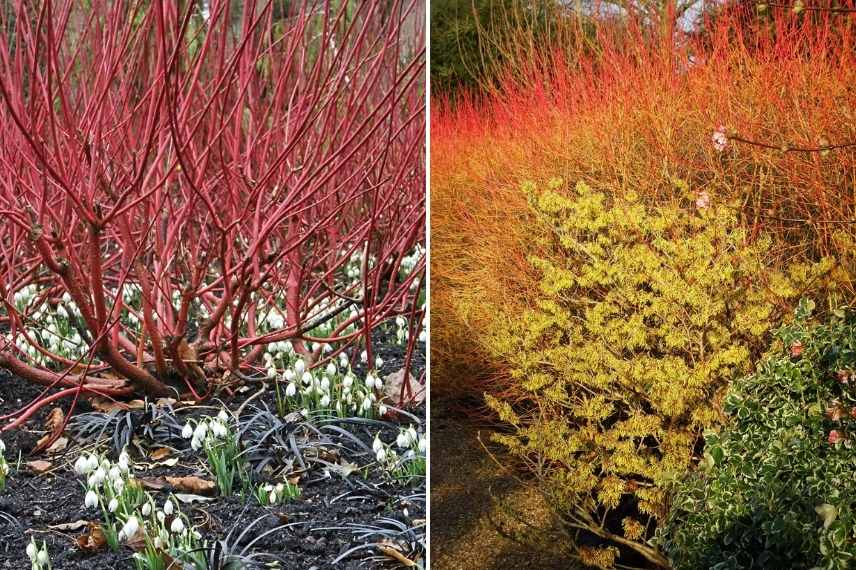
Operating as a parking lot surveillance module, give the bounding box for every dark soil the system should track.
[0,330,425,569]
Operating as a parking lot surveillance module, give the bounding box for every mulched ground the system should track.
[430,400,576,570]
[0,330,425,569]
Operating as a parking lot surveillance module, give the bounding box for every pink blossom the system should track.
[695,191,711,210]
[712,126,728,152]
[828,430,843,445]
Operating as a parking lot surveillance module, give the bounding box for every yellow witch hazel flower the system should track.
[485,178,831,568]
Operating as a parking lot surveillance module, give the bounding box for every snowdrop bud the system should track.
[323,344,332,354]
[26,540,37,560]
[375,377,384,390]
[320,395,330,407]
[375,356,384,369]
[379,404,388,416]
[269,492,278,504]
[218,409,229,422]
[109,466,121,481]
[418,437,427,453]
[122,516,140,539]
[108,498,118,513]
[284,369,295,382]
[362,397,372,411]
[336,402,343,416]
[118,451,130,472]
[365,374,375,390]
[373,435,384,453]
[285,382,297,397]
[157,510,165,523]
[163,499,174,516]
[141,502,152,516]
[36,547,48,565]
[91,467,106,486]
[326,362,336,377]
[339,353,348,367]
[376,447,387,462]
[343,375,354,388]
[294,359,305,376]
[170,517,185,534]
[408,427,418,444]
[360,350,368,363]
[0,439,6,453]
[182,423,194,439]
[320,377,330,391]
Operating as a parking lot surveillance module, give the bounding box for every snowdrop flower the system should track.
[141,502,152,516]
[336,402,343,415]
[320,377,330,392]
[302,371,313,385]
[375,356,384,369]
[108,498,119,513]
[396,316,407,328]
[90,467,106,486]
[418,330,427,342]
[114,479,125,493]
[36,546,48,566]
[407,427,418,444]
[74,455,90,475]
[269,491,278,504]
[396,432,409,448]
[285,382,297,397]
[284,369,295,382]
[193,422,208,441]
[360,350,368,363]
[339,353,349,368]
[361,397,372,411]
[170,517,185,534]
[217,409,229,422]
[163,498,174,516]
[376,447,387,462]
[157,510,166,523]
[182,423,194,439]
[320,395,331,407]
[712,126,728,152]
[323,343,332,354]
[191,436,203,451]
[211,420,227,438]
[365,374,376,390]
[379,404,388,416]
[26,540,37,561]
[109,466,121,482]
[373,435,384,453]
[121,516,140,540]
[418,437,427,453]
[375,376,384,390]
[343,374,354,388]
[118,451,130,472]
[294,358,306,376]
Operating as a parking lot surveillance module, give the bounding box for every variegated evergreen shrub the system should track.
[485,179,834,568]
[661,306,856,570]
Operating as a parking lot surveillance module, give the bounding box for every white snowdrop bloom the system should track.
[108,498,119,513]
[26,540,37,560]
[375,356,384,369]
[141,502,152,516]
[211,421,227,438]
[325,362,336,377]
[294,358,306,376]
[86,454,99,473]
[285,382,297,397]
[193,422,208,441]
[302,371,313,385]
[182,423,194,439]
[373,435,384,453]
[163,499,174,516]
[396,316,406,328]
[376,447,387,462]
[418,437,427,453]
[153,536,164,549]
[378,404,388,416]
[191,436,202,451]
[218,409,229,422]
[407,427,418,445]
[396,433,409,448]
[343,374,354,388]
[109,466,122,482]
[74,455,90,475]
[405,449,416,459]
[157,510,166,523]
[419,330,427,342]
[339,353,349,367]
[375,376,384,390]
[269,491,278,504]
[361,397,372,411]
[365,374,375,390]
[114,479,125,494]
[170,517,185,534]
[57,305,68,319]
[323,344,332,354]
[83,491,98,509]
[301,408,310,417]
[90,467,106,486]
[284,369,296,382]
[360,350,368,363]
[369,393,377,402]
[121,516,140,539]
[336,402,343,416]
[263,352,274,365]
[267,366,277,378]
[320,395,331,407]
[36,547,48,565]
[320,377,330,392]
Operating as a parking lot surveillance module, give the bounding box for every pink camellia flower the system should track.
[828,430,843,445]
[696,191,711,210]
[712,126,728,152]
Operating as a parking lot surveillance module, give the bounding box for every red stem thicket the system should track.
[0,0,426,419]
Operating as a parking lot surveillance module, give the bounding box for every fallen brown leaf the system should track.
[382,369,425,408]
[34,408,66,453]
[27,460,53,474]
[377,541,416,567]
[49,520,91,532]
[166,475,216,494]
[75,522,107,552]
[150,447,172,460]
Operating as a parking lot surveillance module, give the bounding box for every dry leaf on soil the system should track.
[382,369,425,407]
[141,475,216,494]
[75,522,107,552]
[34,408,65,453]
[377,541,417,567]
[49,520,90,532]
[26,460,53,474]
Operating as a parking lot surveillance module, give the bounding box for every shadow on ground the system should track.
[430,400,577,570]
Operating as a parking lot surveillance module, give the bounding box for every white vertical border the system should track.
[423,0,432,565]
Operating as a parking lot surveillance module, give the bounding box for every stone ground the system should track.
[430,401,577,569]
